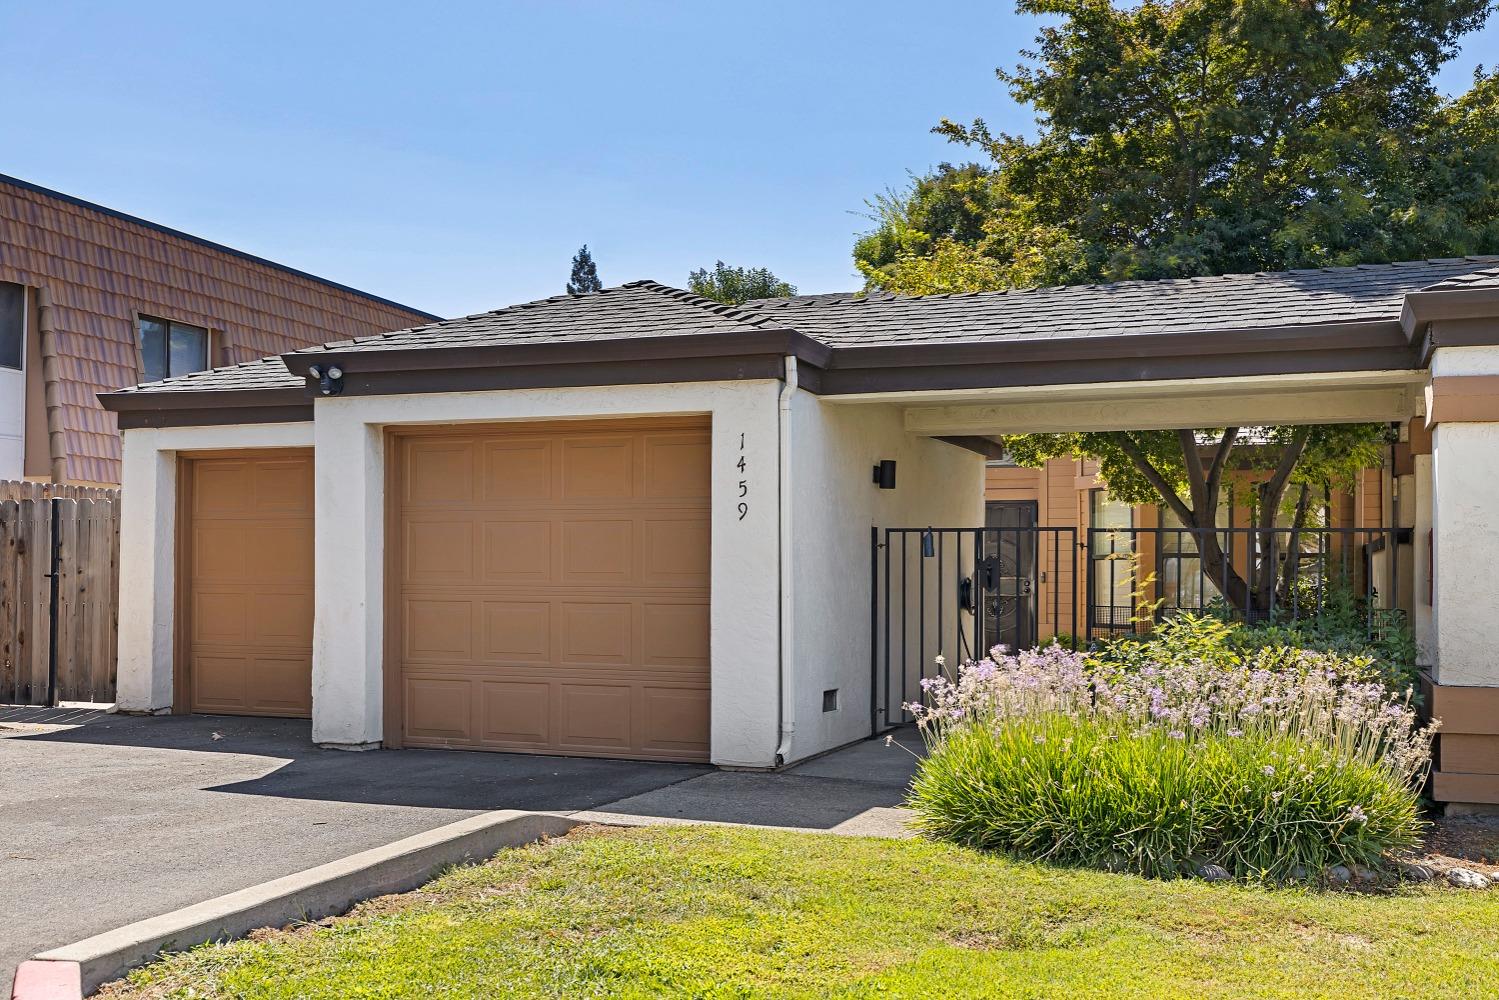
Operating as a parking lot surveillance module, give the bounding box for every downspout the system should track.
[36,287,68,483]
[775,354,798,766]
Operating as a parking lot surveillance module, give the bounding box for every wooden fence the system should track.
[0,480,120,705]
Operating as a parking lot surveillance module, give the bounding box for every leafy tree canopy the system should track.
[688,261,797,305]
[847,0,1493,610]
[856,0,1498,293]
[567,244,603,294]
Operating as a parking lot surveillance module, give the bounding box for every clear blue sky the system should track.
[3,2,1496,318]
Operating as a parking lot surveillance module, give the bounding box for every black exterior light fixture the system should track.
[307,364,345,396]
[872,459,896,489]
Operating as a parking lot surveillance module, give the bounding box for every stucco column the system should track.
[310,402,385,749]
[1428,346,1499,688]
[115,429,176,713]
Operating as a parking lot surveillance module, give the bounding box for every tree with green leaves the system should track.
[1006,426,1389,614]
[857,1,1497,292]
[687,261,797,305]
[567,245,603,294]
[850,0,1495,612]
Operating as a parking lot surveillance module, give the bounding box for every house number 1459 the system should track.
[737,432,748,520]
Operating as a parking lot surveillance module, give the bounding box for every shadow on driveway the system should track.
[7,712,710,812]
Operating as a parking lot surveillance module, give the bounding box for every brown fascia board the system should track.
[281,327,833,379]
[1401,286,1499,340]
[813,320,1418,394]
[98,386,313,429]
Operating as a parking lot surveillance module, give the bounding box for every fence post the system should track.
[46,497,60,705]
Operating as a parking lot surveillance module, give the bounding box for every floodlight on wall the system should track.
[872,460,897,489]
[308,364,345,397]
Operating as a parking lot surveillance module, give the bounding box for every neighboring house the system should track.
[0,174,439,484]
[101,259,1499,814]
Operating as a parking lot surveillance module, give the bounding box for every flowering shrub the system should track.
[906,628,1436,880]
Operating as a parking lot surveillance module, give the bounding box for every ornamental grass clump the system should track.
[906,626,1436,881]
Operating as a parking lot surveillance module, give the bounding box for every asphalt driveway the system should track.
[0,709,706,983]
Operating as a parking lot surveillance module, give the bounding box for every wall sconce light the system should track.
[307,364,345,397]
[872,459,896,489]
[921,527,935,558]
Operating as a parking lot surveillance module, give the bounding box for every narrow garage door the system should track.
[391,418,710,762]
[182,452,315,717]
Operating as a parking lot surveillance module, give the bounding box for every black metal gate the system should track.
[870,524,1079,732]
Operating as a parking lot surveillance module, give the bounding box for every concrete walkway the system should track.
[577,726,923,837]
[1,709,921,986]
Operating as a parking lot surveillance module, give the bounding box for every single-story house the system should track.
[101,259,1499,809]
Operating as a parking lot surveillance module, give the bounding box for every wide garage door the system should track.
[181,452,314,717]
[390,417,711,762]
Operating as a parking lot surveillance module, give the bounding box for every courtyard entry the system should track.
[386,417,711,762]
[178,451,314,717]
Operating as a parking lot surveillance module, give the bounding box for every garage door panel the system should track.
[405,521,475,581]
[479,680,552,745]
[244,524,315,583]
[405,677,475,742]
[249,590,314,646]
[193,591,247,644]
[557,683,633,750]
[561,437,634,499]
[483,521,554,583]
[642,434,711,499]
[253,461,315,513]
[245,656,314,715]
[405,440,475,505]
[641,517,711,587]
[396,419,708,761]
[482,439,553,501]
[482,602,551,662]
[186,453,314,720]
[405,599,474,660]
[557,602,634,665]
[640,686,711,754]
[641,602,710,667]
[560,519,633,584]
[193,462,252,516]
[190,654,247,711]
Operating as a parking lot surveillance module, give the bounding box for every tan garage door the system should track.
[389,418,710,762]
[180,452,314,717]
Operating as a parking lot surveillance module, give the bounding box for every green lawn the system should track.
[105,825,1499,1000]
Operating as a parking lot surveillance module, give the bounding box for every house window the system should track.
[138,315,208,382]
[1160,505,1230,612]
[1089,491,1134,628]
[0,282,23,370]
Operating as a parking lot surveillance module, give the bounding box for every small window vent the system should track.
[822,689,839,713]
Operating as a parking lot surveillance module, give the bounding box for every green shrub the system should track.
[910,713,1423,880]
[906,640,1434,881]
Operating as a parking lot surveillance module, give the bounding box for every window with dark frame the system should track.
[1088,490,1134,630]
[138,315,208,383]
[0,282,23,370]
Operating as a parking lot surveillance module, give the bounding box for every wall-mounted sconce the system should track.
[308,364,345,397]
[921,527,935,558]
[872,459,896,489]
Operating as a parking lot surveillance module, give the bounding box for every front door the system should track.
[982,500,1038,653]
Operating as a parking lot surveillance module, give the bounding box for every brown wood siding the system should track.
[0,178,433,484]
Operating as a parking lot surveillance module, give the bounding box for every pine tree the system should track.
[567,245,603,294]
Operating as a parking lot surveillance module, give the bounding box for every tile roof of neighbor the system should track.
[109,257,1499,396]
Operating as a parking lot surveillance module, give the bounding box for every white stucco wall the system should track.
[115,422,315,713]
[310,380,784,765]
[1430,344,1499,687]
[786,394,984,762]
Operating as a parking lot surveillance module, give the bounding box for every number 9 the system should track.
[737,502,748,521]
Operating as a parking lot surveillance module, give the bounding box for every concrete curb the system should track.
[20,809,581,998]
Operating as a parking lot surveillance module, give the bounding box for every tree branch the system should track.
[1114,432,1195,525]
[1178,429,1207,511]
[1204,427,1238,505]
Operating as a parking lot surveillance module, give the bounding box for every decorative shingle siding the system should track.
[0,175,435,483]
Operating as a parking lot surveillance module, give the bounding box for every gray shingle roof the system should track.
[743,258,1499,348]
[108,258,1499,396]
